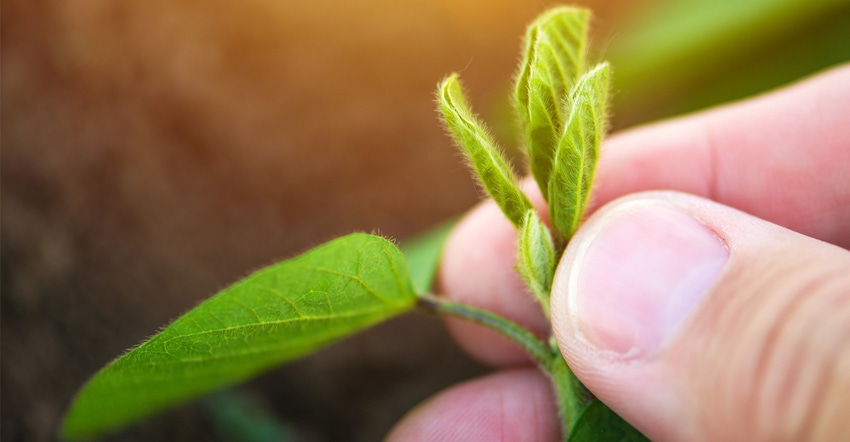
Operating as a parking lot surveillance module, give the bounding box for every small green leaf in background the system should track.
[401,219,457,294]
[204,391,298,442]
[62,233,417,439]
[549,62,611,241]
[438,73,533,228]
[567,399,649,442]
[514,6,590,202]
[516,209,556,317]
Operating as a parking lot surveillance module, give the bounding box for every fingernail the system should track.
[568,201,729,358]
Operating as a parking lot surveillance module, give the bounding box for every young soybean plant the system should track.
[435,7,645,440]
[63,6,646,441]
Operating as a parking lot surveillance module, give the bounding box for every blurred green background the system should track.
[3,0,848,440]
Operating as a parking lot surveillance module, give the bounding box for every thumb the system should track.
[551,191,850,441]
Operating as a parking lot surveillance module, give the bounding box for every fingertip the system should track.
[387,369,559,442]
[551,193,697,440]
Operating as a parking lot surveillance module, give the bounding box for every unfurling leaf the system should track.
[567,399,649,442]
[515,7,590,201]
[549,62,611,241]
[516,209,556,316]
[63,234,417,439]
[438,73,532,228]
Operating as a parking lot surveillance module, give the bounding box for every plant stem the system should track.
[416,294,551,366]
[546,347,590,433]
[417,294,592,436]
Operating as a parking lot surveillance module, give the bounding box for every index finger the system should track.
[592,63,850,248]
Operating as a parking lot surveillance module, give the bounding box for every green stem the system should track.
[546,347,591,433]
[416,294,551,366]
[417,294,592,437]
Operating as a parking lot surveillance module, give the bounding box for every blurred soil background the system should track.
[3,0,848,440]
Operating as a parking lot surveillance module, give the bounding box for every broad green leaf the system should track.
[62,233,417,439]
[567,399,648,442]
[401,219,457,294]
[516,209,556,317]
[549,62,611,241]
[438,73,532,228]
[514,6,590,202]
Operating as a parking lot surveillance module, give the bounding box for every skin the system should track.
[387,63,850,441]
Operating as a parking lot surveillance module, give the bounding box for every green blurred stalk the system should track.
[609,0,850,125]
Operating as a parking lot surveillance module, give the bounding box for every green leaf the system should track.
[567,399,649,442]
[62,233,417,439]
[203,391,298,442]
[548,62,611,241]
[516,209,556,317]
[438,73,533,228]
[514,6,590,202]
[402,219,457,294]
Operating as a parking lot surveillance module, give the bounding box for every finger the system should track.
[552,191,850,441]
[592,63,850,248]
[386,368,559,442]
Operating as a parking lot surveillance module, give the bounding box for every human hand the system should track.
[388,64,850,441]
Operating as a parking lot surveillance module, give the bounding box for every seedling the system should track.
[63,6,646,441]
